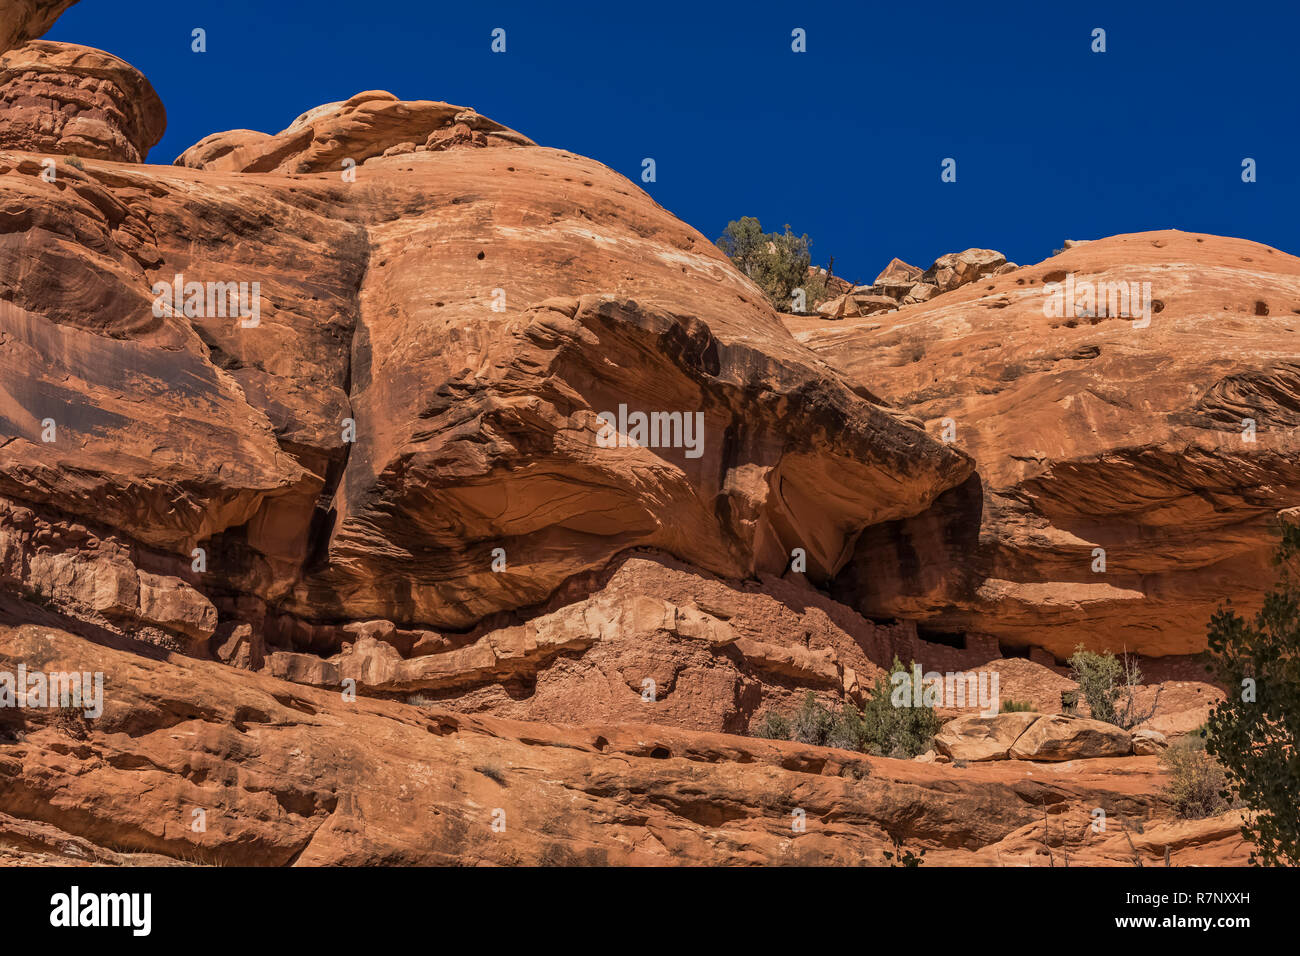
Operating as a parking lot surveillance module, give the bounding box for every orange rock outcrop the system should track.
[0,5,1273,867]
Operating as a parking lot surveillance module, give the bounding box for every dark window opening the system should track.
[917,628,966,650]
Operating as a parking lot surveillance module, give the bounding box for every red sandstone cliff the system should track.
[0,2,1272,866]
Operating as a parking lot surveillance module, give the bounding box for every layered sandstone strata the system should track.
[0,3,1265,869]
[0,40,164,162]
[0,619,1249,866]
[790,230,1300,657]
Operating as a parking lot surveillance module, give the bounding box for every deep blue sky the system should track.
[48,0,1297,283]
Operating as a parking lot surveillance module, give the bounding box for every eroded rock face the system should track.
[0,0,79,55]
[253,552,1026,734]
[174,90,534,174]
[0,41,165,162]
[0,88,969,648]
[796,230,1300,657]
[0,622,1249,866]
[0,12,1260,867]
[0,496,216,651]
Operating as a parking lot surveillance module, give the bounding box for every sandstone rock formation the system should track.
[0,0,79,55]
[791,230,1300,658]
[814,247,1016,320]
[0,4,1262,868]
[934,712,1039,761]
[174,89,534,174]
[1,72,976,644]
[0,618,1249,866]
[1009,715,1134,761]
[0,41,164,162]
[0,34,973,732]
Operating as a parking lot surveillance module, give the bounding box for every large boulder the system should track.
[1009,715,1133,761]
[934,712,1040,761]
[873,257,922,285]
[816,291,899,320]
[869,258,923,299]
[920,248,1011,293]
[1132,729,1169,755]
[0,41,165,162]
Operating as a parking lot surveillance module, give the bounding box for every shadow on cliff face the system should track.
[832,472,987,625]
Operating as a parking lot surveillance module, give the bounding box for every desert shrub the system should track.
[883,833,926,866]
[1000,699,1035,712]
[1204,524,1300,865]
[749,660,939,758]
[1068,647,1122,723]
[65,156,84,170]
[716,216,834,312]
[474,763,507,785]
[1068,646,1159,729]
[1160,736,1229,820]
[839,762,871,781]
[859,657,942,758]
[53,704,87,740]
[826,704,866,751]
[752,710,792,741]
[789,691,834,746]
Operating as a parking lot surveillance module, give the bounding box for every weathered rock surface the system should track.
[0,91,975,635]
[0,41,165,162]
[174,90,534,174]
[0,6,1261,867]
[1009,715,1133,761]
[0,621,1247,866]
[0,0,79,55]
[815,248,1013,320]
[791,230,1300,657]
[257,552,996,734]
[1132,729,1169,755]
[921,247,1013,292]
[0,496,216,650]
[934,712,1039,761]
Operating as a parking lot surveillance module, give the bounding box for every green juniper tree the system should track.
[1203,522,1300,866]
[715,216,831,313]
[860,657,941,758]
